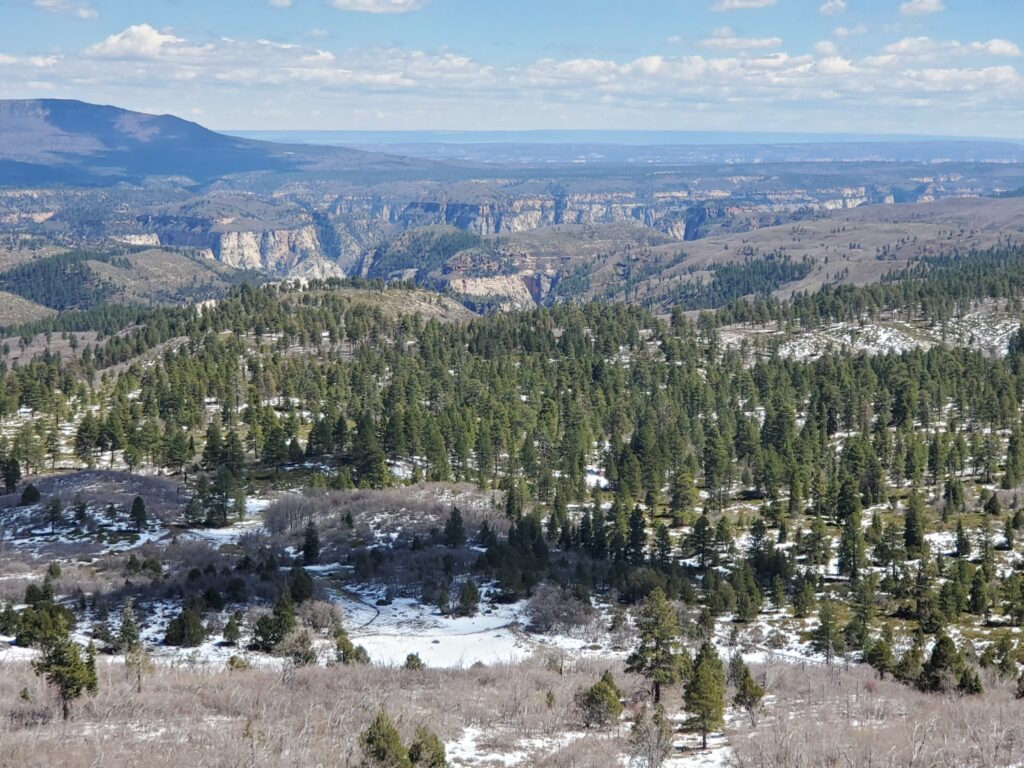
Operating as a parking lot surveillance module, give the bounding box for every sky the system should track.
[0,0,1022,137]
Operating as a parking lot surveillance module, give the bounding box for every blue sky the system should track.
[1,0,1022,136]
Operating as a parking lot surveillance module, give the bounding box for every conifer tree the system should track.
[626,588,688,704]
[32,636,98,720]
[685,641,725,750]
[359,710,412,768]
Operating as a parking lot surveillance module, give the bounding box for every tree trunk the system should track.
[702,727,707,750]
[62,697,70,721]
[654,681,661,704]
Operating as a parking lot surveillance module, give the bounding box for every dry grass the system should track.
[0,656,631,768]
[733,661,1024,768]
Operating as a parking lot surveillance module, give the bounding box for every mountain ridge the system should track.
[0,98,430,186]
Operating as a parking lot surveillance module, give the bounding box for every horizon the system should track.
[1,1,1023,136]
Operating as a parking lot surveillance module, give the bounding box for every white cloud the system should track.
[268,0,293,7]
[700,26,782,50]
[972,39,1022,57]
[87,24,185,58]
[900,0,945,16]
[4,21,1023,135]
[833,25,867,37]
[330,0,423,12]
[711,0,777,11]
[882,36,1022,60]
[819,0,846,15]
[33,0,97,20]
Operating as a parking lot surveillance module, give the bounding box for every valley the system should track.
[3,95,1024,768]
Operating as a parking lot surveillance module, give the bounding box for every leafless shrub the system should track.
[731,661,1024,768]
[0,656,635,767]
[297,600,341,634]
[527,584,595,633]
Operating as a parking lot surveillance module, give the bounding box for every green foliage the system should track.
[626,588,688,704]
[685,641,725,750]
[32,636,98,720]
[163,608,206,647]
[360,710,412,768]
[574,670,624,728]
[407,726,448,768]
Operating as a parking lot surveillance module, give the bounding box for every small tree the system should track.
[811,598,844,665]
[628,704,674,768]
[45,497,63,533]
[302,522,320,565]
[732,664,764,726]
[685,641,725,750]
[404,652,425,671]
[408,726,447,767]
[574,670,624,728]
[865,636,894,679]
[626,588,688,704]
[336,628,371,665]
[223,612,242,646]
[118,598,140,653]
[2,457,21,494]
[360,710,412,768]
[130,496,147,532]
[443,507,466,548]
[32,637,98,720]
[457,579,480,617]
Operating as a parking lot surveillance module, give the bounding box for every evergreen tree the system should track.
[359,710,412,768]
[685,641,725,750]
[302,522,320,565]
[32,636,98,720]
[626,588,688,704]
[408,726,447,768]
[130,495,146,532]
[574,670,624,728]
[732,663,765,726]
[443,507,466,549]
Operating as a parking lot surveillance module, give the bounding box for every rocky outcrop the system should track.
[444,271,558,310]
[139,214,324,275]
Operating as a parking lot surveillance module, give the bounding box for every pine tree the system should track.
[130,495,146,532]
[904,492,925,556]
[956,518,972,559]
[457,579,480,617]
[626,588,687,704]
[733,664,765,726]
[302,522,320,565]
[685,641,725,750]
[118,598,140,653]
[443,507,466,548]
[574,670,624,728]
[32,636,98,720]
[811,598,844,664]
[687,514,715,570]
[352,412,388,488]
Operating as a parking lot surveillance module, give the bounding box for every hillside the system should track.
[0,100,429,186]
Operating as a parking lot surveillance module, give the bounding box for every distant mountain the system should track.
[0,99,428,186]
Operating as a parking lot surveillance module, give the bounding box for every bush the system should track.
[164,608,206,647]
[404,653,425,671]
[21,484,40,506]
[574,670,623,728]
